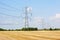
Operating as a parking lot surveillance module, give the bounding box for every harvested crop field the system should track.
[0,31,60,40]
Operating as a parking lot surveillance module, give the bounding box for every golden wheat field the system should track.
[0,31,60,40]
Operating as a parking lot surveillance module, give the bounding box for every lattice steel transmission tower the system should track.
[24,7,32,28]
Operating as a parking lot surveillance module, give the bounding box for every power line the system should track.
[0,1,21,18]
[0,1,20,11]
[0,7,13,11]
[0,7,21,12]
[0,7,21,18]
[0,12,20,18]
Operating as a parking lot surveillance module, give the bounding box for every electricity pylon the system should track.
[24,7,32,28]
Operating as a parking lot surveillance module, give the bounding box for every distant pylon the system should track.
[24,7,32,28]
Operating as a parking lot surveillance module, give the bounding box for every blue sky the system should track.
[0,0,60,29]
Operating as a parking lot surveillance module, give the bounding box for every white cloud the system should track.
[49,13,60,23]
[22,16,44,28]
[0,15,44,28]
[56,14,60,18]
[0,16,20,25]
[30,16,43,27]
[33,17,43,24]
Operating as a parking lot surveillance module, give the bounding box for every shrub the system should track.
[0,28,7,31]
[21,27,38,31]
[49,28,53,30]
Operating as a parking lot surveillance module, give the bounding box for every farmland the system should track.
[0,31,60,40]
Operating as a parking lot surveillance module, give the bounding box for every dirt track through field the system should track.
[0,31,60,40]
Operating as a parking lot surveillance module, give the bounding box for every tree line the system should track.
[0,27,60,31]
[0,27,38,31]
